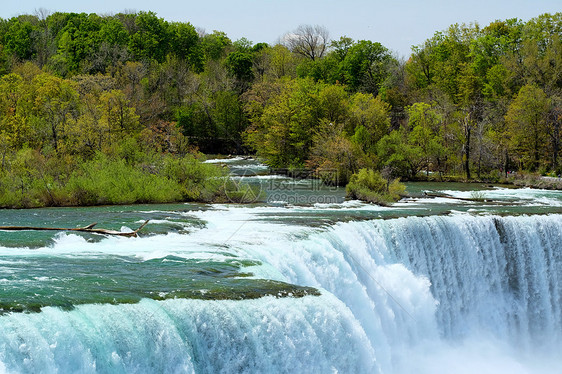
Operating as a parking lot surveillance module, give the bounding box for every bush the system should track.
[163,155,227,202]
[66,153,182,205]
[346,168,405,205]
[0,148,240,208]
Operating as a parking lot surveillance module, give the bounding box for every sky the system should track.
[1,0,560,58]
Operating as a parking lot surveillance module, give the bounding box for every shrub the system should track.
[66,154,182,205]
[162,155,227,202]
[346,168,405,205]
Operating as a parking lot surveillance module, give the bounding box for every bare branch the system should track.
[282,24,329,61]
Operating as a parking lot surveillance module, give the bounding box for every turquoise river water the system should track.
[1,158,562,373]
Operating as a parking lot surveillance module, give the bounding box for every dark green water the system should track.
[0,255,318,314]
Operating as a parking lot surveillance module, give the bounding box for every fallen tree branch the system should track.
[423,192,487,202]
[0,220,150,238]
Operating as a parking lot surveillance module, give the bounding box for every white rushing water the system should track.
[1,203,562,373]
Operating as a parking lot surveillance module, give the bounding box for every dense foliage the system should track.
[346,168,405,205]
[0,11,561,206]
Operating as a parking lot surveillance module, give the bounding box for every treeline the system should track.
[0,11,561,206]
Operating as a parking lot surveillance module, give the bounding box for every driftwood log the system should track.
[0,220,149,237]
[423,192,488,202]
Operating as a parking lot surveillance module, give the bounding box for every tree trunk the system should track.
[464,119,471,180]
[0,221,149,238]
[504,149,509,178]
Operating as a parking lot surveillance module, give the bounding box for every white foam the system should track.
[203,156,246,163]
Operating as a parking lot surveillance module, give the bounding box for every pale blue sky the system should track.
[2,1,560,58]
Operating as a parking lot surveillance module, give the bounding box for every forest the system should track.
[0,10,560,207]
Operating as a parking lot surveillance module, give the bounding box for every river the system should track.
[1,158,562,373]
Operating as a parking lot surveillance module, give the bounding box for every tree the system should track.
[99,89,140,136]
[169,21,203,72]
[266,44,297,78]
[128,11,169,63]
[342,40,393,95]
[244,77,321,167]
[547,96,562,172]
[54,13,104,74]
[505,84,550,170]
[377,103,445,179]
[348,93,391,148]
[3,17,35,61]
[330,36,354,62]
[407,102,445,176]
[32,73,79,152]
[307,121,368,185]
[377,130,424,179]
[224,51,254,90]
[283,24,329,61]
[200,30,232,61]
[0,73,30,148]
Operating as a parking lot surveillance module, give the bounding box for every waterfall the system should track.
[1,213,561,373]
[0,296,376,374]
[232,213,562,373]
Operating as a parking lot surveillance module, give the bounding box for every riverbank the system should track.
[0,151,231,209]
[2,152,560,210]
[408,171,562,191]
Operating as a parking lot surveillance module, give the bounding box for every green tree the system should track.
[307,121,368,185]
[505,84,550,170]
[128,11,169,63]
[245,78,320,167]
[348,93,391,151]
[54,13,104,74]
[224,51,254,89]
[3,17,35,61]
[31,73,79,152]
[407,102,445,176]
[342,40,393,95]
[0,73,30,148]
[169,21,203,72]
[201,30,232,61]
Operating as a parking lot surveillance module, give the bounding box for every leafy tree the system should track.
[169,21,203,72]
[348,93,391,150]
[342,40,393,95]
[3,17,35,60]
[128,11,169,63]
[330,36,354,62]
[224,51,254,88]
[55,13,104,74]
[0,73,29,148]
[377,103,445,179]
[176,101,214,150]
[245,78,319,167]
[212,90,247,152]
[201,30,232,61]
[505,84,550,170]
[99,89,140,135]
[407,102,446,176]
[274,44,299,78]
[547,96,562,172]
[31,73,79,152]
[307,121,369,185]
